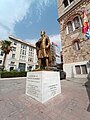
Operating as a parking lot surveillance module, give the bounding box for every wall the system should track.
[64,61,88,78]
[57,0,90,78]
[58,0,84,19]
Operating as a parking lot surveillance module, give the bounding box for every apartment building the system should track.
[0,36,37,71]
[0,41,4,68]
[51,42,61,65]
[57,0,90,78]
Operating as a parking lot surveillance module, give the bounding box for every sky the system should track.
[0,0,61,49]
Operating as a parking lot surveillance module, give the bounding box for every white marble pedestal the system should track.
[26,71,61,103]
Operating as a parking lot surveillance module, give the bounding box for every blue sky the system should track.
[0,0,61,48]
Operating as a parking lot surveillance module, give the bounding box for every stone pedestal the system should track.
[26,71,61,103]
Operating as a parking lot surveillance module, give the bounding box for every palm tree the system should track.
[0,40,12,70]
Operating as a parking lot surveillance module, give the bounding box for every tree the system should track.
[0,40,12,70]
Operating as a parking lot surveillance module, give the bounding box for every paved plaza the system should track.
[0,77,90,120]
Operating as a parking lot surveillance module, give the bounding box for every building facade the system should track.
[0,36,37,71]
[58,0,90,78]
[51,42,61,65]
[0,47,3,68]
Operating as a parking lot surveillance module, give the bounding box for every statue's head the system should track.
[40,31,45,37]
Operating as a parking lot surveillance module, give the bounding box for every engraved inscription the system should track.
[26,73,41,99]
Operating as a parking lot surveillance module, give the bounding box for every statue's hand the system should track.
[36,48,39,50]
[46,45,49,48]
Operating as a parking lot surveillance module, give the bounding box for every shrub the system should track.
[0,71,27,78]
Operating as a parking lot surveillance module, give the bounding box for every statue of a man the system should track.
[36,31,51,70]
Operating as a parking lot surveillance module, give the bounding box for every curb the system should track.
[0,77,27,80]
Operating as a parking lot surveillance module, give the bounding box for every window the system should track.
[22,50,24,55]
[21,44,27,49]
[75,65,88,75]
[20,55,26,61]
[28,57,33,62]
[10,67,14,71]
[0,51,4,56]
[27,66,32,71]
[75,65,81,74]
[0,60,2,64]
[73,17,80,29]
[63,0,68,7]
[13,47,16,51]
[70,0,74,3]
[18,63,26,71]
[21,45,23,48]
[29,47,34,52]
[63,0,74,8]
[66,16,81,34]
[81,65,88,74]
[74,41,80,50]
[20,44,27,60]
[24,51,26,55]
[12,54,15,59]
[67,21,73,33]
[1,51,4,56]
[29,47,31,51]
[11,61,15,65]
[14,41,17,45]
[29,47,34,57]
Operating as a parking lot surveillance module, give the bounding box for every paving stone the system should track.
[0,78,90,120]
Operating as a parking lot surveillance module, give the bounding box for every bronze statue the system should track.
[36,31,52,70]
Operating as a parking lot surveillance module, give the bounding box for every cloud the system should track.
[33,0,56,22]
[0,0,32,39]
[0,0,56,39]
[49,34,62,50]
[35,0,56,14]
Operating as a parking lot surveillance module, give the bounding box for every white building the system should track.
[0,41,4,68]
[0,36,37,71]
[51,42,61,65]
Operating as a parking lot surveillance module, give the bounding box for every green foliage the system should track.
[0,71,27,78]
[0,40,12,71]
[0,40,12,54]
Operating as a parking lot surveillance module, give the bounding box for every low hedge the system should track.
[0,71,27,78]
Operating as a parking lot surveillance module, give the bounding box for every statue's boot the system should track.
[45,66,49,70]
[36,67,41,71]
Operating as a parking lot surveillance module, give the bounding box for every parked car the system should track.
[48,65,66,80]
[60,70,66,80]
[0,65,3,71]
